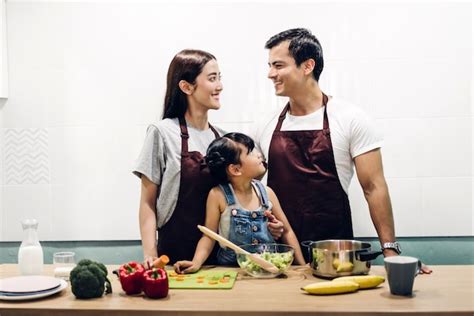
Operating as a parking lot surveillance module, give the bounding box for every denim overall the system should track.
[217,180,275,266]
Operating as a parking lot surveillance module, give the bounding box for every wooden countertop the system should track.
[0,264,473,316]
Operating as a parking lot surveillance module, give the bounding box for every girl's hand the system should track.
[144,255,158,270]
[264,210,284,239]
[174,260,200,274]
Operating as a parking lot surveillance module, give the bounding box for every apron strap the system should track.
[322,93,330,134]
[274,92,330,132]
[178,117,189,155]
[274,104,289,132]
[209,123,220,138]
[178,118,221,155]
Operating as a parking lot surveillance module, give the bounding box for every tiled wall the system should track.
[0,1,472,241]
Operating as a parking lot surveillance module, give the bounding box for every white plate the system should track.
[0,279,67,301]
[0,275,61,293]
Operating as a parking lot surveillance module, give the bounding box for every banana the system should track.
[332,275,385,289]
[332,259,354,272]
[301,281,359,295]
[336,261,354,272]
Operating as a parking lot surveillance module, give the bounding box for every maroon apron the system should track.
[267,93,353,261]
[158,117,220,264]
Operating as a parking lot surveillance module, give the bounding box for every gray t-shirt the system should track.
[133,118,225,228]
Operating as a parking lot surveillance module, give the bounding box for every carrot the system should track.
[153,255,170,269]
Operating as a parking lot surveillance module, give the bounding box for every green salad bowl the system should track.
[236,243,294,278]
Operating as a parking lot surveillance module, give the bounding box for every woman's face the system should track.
[189,59,223,111]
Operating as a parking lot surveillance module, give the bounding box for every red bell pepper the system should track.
[118,261,145,295]
[143,268,169,299]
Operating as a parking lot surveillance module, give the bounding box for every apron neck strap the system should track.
[208,123,220,138]
[275,92,329,132]
[178,117,190,154]
[178,117,221,154]
[322,93,330,132]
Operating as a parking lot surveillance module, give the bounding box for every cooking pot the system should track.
[301,239,383,279]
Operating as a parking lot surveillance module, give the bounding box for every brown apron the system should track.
[267,94,353,262]
[158,117,220,264]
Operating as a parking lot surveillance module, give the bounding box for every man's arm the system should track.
[353,148,398,257]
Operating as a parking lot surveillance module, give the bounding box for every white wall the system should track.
[0,1,472,241]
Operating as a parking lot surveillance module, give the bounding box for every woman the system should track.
[133,49,225,265]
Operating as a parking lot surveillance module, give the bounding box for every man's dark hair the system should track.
[265,28,324,81]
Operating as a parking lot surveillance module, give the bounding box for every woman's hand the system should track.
[174,260,200,274]
[264,210,284,239]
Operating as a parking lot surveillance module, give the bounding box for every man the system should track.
[253,28,401,260]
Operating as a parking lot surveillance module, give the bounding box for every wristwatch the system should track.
[381,242,402,254]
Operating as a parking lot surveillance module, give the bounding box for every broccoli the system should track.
[70,259,112,299]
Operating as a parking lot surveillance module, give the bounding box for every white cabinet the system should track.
[0,0,7,98]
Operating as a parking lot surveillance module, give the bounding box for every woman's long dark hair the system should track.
[162,49,216,119]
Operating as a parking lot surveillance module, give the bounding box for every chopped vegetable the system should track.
[239,251,293,275]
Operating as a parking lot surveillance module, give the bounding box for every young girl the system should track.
[174,132,305,273]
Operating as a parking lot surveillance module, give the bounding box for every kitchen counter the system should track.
[0,264,472,316]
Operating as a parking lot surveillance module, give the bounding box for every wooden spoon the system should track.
[197,225,279,274]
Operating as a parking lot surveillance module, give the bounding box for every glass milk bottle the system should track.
[18,219,44,275]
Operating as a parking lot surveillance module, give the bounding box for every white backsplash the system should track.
[0,1,472,241]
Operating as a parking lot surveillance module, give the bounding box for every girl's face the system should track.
[189,59,223,111]
[237,145,266,179]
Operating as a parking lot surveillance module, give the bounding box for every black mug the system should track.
[384,256,420,296]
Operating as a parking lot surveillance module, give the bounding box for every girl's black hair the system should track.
[205,133,255,184]
[162,49,216,119]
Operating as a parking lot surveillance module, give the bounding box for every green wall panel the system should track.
[1,237,473,265]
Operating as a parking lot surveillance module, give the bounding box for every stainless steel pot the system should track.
[301,239,383,279]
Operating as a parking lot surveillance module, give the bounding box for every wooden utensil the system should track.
[197,225,279,274]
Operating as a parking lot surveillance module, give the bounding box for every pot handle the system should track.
[300,240,314,261]
[356,250,383,261]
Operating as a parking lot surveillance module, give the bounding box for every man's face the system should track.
[267,41,305,97]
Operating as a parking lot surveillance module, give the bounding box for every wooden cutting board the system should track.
[167,270,237,289]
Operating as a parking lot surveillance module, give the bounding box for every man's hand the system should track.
[383,250,433,274]
[419,263,433,274]
[264,210,284,239]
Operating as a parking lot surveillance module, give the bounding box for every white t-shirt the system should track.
[252,97,383,195]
